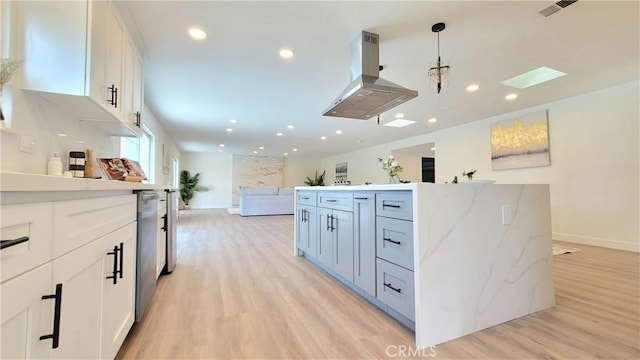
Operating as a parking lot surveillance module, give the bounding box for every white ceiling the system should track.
[123,1,639,158]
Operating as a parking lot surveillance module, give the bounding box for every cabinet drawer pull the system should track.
[118,242,124,279]
[107,84,118,108]
[300,196,309,200]
[106,245,119,285]
[330,215,335,232]
[326,214,331,231]
[354,197,368,200]
[383,237,401,245]
[40,283,63,349]
[325,199,338,203]
[383,204,401,208]
[161,214,167,231]
[135,111,141,127]
[384,282,402,293]
[0,236,29,250]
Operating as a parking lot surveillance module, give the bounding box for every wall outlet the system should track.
[502,205,512,225]
[19,134,35,154]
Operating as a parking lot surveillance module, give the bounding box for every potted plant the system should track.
[304,170,326,186]
[179,170,208,208]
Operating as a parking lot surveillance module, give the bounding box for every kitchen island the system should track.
[294,183,554,348]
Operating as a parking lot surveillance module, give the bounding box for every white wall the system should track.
[284,156,321,186]
[180,152,233,209]
[321,82,639,252]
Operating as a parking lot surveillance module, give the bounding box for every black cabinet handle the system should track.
[1,236,29,250]
[354,197,368,200]
[384,282,402,293]
[383,204,401,208]
[40,283,63,348]
[107,84,118,108]
[161,214,167,231]
[383,237,401,245]
[326,214,331,231]
[303,209,308,222]
[330,215,335,232]
[118,242,124,279]
[325,199,338,203]
[135,111,141,127]
[106,245,119,284]
[300,196,309,200]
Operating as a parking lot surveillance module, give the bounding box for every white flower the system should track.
[391,161,398,167]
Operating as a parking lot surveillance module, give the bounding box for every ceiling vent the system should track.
[538,0,578,17]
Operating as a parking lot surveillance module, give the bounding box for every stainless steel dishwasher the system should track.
[135,191,159,321]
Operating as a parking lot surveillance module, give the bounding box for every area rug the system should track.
[552,244,582,256]
[227,207,239,215]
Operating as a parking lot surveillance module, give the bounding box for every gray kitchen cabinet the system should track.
[296,204,317,259]
[316,206,354,282]
[353,193,376,297]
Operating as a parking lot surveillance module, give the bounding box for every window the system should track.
[120,126,155,183]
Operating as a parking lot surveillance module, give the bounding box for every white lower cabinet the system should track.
[100,222,137,359]
[156,197,167,279]
[0,194,137,360]
[1,263,53,359]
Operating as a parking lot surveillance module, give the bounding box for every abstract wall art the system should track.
[490,110,550,170]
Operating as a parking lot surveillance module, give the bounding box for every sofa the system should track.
[239,186,294,216]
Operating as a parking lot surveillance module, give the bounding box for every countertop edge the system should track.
[1,172,175,192]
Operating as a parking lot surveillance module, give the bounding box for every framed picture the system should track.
[335,162,348,183]
[490,110,550,170]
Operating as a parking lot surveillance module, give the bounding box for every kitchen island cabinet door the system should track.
[297,205,317,258]
[0,263,52,360]
[332,209,354,282]
[50,237,106,360]
[316,207,333,268]
[101,223,137,360]
[353,194,376,296]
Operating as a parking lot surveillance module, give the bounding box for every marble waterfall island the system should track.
[293,183,555,348]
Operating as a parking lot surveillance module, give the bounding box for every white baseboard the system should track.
[553,232,639,252]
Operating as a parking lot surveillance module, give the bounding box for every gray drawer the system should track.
[376,216,414,270]
[377,258,415,321]
[318,192,353,211]
[296,191,317,206]
[376,191,413,221]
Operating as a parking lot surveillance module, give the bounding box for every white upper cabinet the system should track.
[19,0,144,137]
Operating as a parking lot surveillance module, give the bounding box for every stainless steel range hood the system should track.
[323,31,418,120]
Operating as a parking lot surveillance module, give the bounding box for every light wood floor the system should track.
[116,209,639,359]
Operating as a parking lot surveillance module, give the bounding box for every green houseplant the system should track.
[304,170,326,186]
[180,170,208,208]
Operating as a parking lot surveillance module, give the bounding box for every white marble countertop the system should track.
[295,183,418,191]
[0,172,174,192]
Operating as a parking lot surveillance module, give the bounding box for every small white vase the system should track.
[388,175,398,184]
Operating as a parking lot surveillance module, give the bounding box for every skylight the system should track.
[500,67,567,89]
[383,119,416,128]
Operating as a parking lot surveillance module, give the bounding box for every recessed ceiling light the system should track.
[219,144,225,147]
[430,147,436,151]
[466,84,479,92]
[283,152,288,156]
[226,128,233,132]
[229,119,237,124]
[259,146,264,150]
[77,140,85,144]
[383,119,417,128]
[335,130,342,134]
[57,133,67,137]
[428,118,437,124]
[276,132,283,136]
[320,136,326,140]
[505,93,518,100]
[188,27,207,40]
[500,66,567,89]
[395,113,404,118]
[253,151,258,154]
[287,125,294,129]
[293,148,298,152]
[357,139,364,143]
[279,48,294,59]
[218,149,223,152]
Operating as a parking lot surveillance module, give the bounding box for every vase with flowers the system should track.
[378,155,403,184]
[1,58,23,125]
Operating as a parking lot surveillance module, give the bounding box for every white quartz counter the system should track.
[0,172,174,192]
